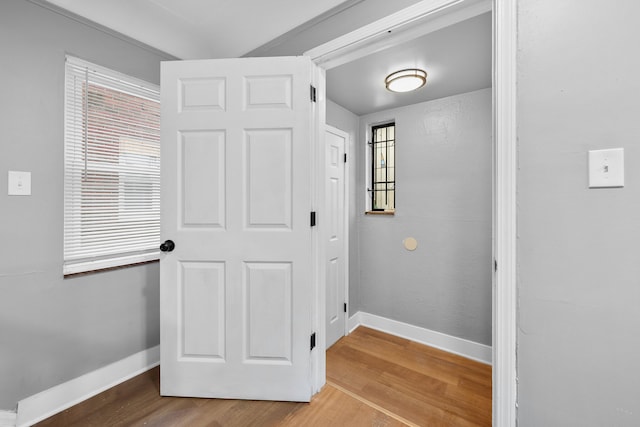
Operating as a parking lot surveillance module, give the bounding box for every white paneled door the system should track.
[160,57,321,402]
[325,126,347,349]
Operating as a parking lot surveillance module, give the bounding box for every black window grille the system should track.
[370,123,395,211]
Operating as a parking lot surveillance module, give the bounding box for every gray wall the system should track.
[517,0,640,425]
[356,88,492,346]
[0,0,172,409]
[326,100,360,315]
[247,0,424,57]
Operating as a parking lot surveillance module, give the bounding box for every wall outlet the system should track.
[588,148,624,188]
[8,171,31,195]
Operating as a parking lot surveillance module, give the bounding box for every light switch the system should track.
[8,171,31,195]
[588,148,624,188]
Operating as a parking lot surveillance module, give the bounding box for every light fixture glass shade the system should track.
[385,68,427,92]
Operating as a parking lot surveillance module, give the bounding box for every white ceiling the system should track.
[326,12,492,116]
[42,0,492,116]
[42,0,349,59]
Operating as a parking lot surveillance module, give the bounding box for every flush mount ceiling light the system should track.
[385,68,427,93]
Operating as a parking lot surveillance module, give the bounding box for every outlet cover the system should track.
[8,171,31,195]
[588,148,624,188]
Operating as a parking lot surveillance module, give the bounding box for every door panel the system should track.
[180,262,225,359]
[245,129,292,228]
[325,127,347,349]
[327,257,339,329]
[161,57,319,402]
[245,75,292,109]
[245,262,292,362]
[181,131,225,227]
[180,78,226,111]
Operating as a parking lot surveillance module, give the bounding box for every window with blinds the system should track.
[64,56,161,275]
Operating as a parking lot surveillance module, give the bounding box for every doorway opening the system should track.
[306,0,517,424]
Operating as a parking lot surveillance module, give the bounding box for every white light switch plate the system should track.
[8,171,31,195]
[588,148,624,188]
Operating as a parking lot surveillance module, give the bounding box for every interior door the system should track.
[160,57,320,402]
[325,126,347,348]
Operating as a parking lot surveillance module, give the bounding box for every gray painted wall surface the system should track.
[0,0,171,409]
[517,1,640,425]
[247,0,424,57]
[326,100,360,315]
[356,88,492,345]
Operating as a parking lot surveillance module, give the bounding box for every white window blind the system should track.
[64,56,161,275]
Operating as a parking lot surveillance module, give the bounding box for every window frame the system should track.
[367,121,395,213]
[63,56,161,275]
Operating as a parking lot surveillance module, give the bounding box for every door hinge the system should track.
[310,332,316,350]
[344,153,347,163]
[310,85,317,103]
[344,303,347,313]
[310,211,317,227]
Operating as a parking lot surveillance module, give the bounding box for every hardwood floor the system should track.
[36,327,491,426]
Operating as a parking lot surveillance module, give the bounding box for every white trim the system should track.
[63,252,159,275]
[305,0,491,70]
[16,346,159,427]
[311,64,328,395]
[0,411,17,427]
[348,311,362,333]
[493,0,518,424]
[349,312,492,365]
[342,128,350,338]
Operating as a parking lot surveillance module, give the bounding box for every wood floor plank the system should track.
[280,385,406,427]
[327,327,491,427]
[36,326,491,426]
[336,329,458,384]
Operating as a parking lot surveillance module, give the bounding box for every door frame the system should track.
[305,0,517,425]
[325,124,350,340]
[311,65,326,394]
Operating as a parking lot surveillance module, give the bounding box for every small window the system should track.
[369,122,395,212]
[63,56,160,275]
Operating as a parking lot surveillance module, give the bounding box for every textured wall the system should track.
[0,0,171,409]
[356,88,492,345]
[517,0,640,425]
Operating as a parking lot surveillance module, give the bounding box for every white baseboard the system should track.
[16,346,160,427]
[348,311,362,333]
[348,311,492,365]
[0,410,17,427]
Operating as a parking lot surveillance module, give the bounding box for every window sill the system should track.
[365,210,395,216]
[64,259,159,278]
[64,251,160,277]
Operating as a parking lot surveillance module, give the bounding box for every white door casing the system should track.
[160,56,321,402]
[305,0,518,427]
[325,126,348,349]
[306,0,517,424]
